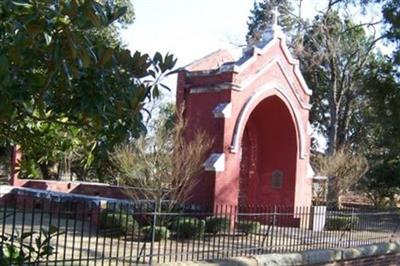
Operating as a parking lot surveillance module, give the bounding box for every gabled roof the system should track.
[184,49,235,72]
[183,25,312,96]
[183,20,283,73]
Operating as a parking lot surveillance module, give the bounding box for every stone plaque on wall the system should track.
[271,170,283,189]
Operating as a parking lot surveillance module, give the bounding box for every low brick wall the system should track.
[13,179,129,199]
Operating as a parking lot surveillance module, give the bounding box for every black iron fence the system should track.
[0,195,399,265]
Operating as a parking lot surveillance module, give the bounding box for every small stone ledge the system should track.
[155,257,257,266]
[255,241,400,265]
[155,241,400,266]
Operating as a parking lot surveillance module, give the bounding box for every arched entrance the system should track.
[239,96,298,206]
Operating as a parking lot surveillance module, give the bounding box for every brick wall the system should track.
[321,252,400,266]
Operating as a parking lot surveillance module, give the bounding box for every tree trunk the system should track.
[39,163,50,180]
[327,176,340,208]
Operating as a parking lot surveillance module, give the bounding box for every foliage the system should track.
[0,0,176,181]
[325,215,359,230]
[351,56,400,206]
[0,225,61,264]
[379,0,400,64]
[312,148,369,207]
[358,159,400,208]
[99,210,139,235]
[112,106,212,206]
[170,217,205,239]
[361,58,400,157]
[141,226,170,242]
[205,217,230,235]
[236,220,261,235]
[0,145,10,180]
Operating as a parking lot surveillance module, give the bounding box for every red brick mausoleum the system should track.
[177,15,313,208]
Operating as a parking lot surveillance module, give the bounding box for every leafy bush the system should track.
[0,225,61,264]
[236,220,261,235]
[325,215,359,230]
[142,226,170,241]
[100,210,139,235]
[170,217,205,239]
[205,217,230,234]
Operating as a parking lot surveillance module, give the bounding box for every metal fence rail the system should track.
[0,196,399,265]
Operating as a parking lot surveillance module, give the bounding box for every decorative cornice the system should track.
[278,41,313,96]
[189,82,241,94]
[276,60,312,110]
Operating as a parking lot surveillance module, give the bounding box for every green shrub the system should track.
[236,220,261,235]
[170,217,205,239]
[100,211,139,235]
[325,216,359,230]
[142,226,170,241]
[205,217,230,234]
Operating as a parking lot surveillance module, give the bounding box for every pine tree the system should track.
[246,0,295,44]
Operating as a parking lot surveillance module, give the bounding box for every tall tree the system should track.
[300,10,381,154]
[0,0,176,181]
[379,0,400,64]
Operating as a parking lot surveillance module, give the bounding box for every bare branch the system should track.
[111,104,213,209]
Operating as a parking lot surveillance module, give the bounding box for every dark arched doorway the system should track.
[239,95,298,206]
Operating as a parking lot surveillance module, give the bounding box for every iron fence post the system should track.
[390,213,399,242]
[149,199,162,265]
[348,208,355,248]
[269,205,277,252]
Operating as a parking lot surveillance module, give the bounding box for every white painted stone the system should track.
[213,103,232,118]
[307,163,315,179]
[312,206,327,231]
[204,153,225,172]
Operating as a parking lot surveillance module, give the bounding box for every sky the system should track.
[120,0,332,100]
[121,0,329,69]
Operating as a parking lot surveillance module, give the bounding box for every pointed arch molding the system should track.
[229,82,307,159]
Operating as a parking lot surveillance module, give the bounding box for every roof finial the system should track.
[258,5,283,44]
[272,6,279,27]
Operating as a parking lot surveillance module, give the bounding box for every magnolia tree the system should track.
[0,0,176,181]
[111,106,212,210]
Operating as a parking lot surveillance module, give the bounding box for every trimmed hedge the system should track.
[325,216,359,230]
[205,217,230,234]
[236,220,261,235]
[100,211,139,235]
[170,217,205,239]
[142,226,170,241]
